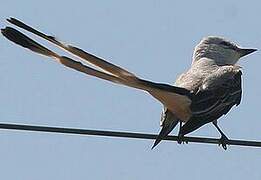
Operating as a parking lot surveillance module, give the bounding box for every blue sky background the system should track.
[1,1,261,179]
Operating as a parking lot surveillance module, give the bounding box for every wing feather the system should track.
[179,69,242,136]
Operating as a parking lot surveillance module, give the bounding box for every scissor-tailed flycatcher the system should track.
[1,18,257,150]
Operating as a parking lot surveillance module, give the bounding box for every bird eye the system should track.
[220,41,231,46]
[219,41,237,50]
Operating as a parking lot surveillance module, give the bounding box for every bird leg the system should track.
[213,120,229,150]
[177,122,189,144]
[179,121,182,130]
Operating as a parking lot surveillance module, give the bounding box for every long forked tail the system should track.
[1,27,127,85]
[6,17,136,81]
[2,18,192,121]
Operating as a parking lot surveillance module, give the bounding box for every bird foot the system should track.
[177,135,188,144]
[218,135,229,150]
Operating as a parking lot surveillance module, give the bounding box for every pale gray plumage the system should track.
[2,18,257,150]
[154,36,256,149]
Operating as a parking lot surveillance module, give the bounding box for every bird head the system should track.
[193,36,257,65]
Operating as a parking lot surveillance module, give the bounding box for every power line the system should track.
[0,122,260,148]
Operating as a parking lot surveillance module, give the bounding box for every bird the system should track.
[1,17,257,150]
[152,37,256,149]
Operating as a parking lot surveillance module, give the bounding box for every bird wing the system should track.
[179,68,242,136]
[2,18,193,121]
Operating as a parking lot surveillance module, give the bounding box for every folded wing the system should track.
[179,69,242,136]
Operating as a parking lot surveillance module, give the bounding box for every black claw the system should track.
[177,136,182,144]
[222,144,227,150]
[218,135,229,150]
[177,135,188,144]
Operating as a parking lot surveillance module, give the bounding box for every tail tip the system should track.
[1,27,7,35]
[6,17,11,23]
[6,17,15,22]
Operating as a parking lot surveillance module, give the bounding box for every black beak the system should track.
[239,48,257,57]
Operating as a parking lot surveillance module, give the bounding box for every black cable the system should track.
[0,123,260,148]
